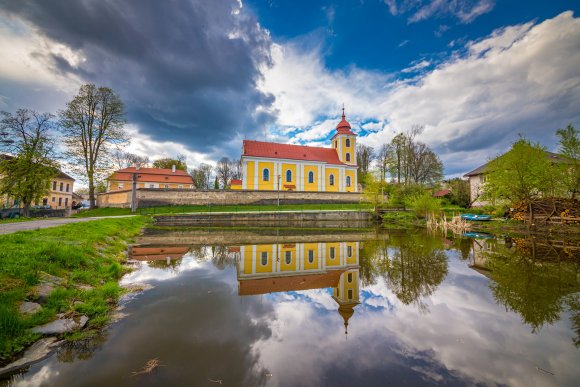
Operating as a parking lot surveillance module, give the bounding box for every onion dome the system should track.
[333,107,356,137]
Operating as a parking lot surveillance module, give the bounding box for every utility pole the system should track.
[131,172,138,213]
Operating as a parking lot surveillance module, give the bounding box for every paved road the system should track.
[0,216,136,235]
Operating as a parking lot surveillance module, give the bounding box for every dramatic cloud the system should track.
[384,0,495,24]
[260,11,580,175]
[0,0,276,163]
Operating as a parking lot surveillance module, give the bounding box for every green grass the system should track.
[0,216,147,363]
[74,203,373,218]
[0,217,40,224]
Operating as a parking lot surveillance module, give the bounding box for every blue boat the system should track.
[461,213,492,221]
[463,232,494,239]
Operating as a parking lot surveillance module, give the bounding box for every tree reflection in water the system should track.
[360,232,448,312]
[474,235,580,346]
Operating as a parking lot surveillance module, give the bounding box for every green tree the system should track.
[484,138,557,206]
[213,176,219,189]
[446,178,470,208]
[0,109,59,216]
[355,144,375,185]
[60,84,128,209]
[556,124,579,198]
[152,155,187,171]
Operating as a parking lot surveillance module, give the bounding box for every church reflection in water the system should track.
[230,241,361,335]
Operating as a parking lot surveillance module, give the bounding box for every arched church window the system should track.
[346,153,351,162]
[286,170,292,182]
[263,169,269,182]
[285,251,292,265]
[308,250,314,263]
[261,252,268,266]
[346,176,351,187]
[329,174,335,186]
[346,138,350,147]
[308,171,314,183]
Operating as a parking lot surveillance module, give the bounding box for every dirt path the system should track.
[0,216,136,235]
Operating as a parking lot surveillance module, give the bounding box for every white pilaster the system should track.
[242,161,248,189]
[240,246,245,273]
[254,162,258,190]
[251,245,256,274]
[321,165,326,192]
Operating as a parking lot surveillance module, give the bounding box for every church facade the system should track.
[232,111,358,192]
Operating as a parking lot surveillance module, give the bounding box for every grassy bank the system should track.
[74,203,373,218]
[0,216,147,364]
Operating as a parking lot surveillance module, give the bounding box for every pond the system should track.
[4,228,580,386]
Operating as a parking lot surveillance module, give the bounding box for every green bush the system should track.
[408,193,441,218]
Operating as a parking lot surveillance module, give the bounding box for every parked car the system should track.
[32,204,52,210]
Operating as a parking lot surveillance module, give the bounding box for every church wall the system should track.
[281,163,297,190]
[345,169,356,193]
[280,244,297,271]
[303,243,320,270]
[325,242,341,267]
[303,165,319,192]
[341,136,355,164]
[246,161,255,190]
[325,167,340,192]
[257,161,275,190]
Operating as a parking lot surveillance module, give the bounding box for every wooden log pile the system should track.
[510,198,580,225]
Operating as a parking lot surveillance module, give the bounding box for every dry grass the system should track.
[131,358,163,376]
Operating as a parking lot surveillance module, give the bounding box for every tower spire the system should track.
[342,103,345,120]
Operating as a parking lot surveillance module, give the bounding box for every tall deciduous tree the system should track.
[190,163,213,189]
[556,124,579,199]
[152,155,187,171]
[0,109,59,216]
[216,157,232,188]
[484,138,556,206]
[356,144,375,184]
[112,148,150,169]
[59,84,128,209]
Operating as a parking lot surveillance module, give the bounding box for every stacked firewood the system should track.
[510,198,580,224]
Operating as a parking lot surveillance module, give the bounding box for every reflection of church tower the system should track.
[332,269,360,336]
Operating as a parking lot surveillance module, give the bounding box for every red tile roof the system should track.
[243,140,348,166]
[231,179,242,185]
[239,269,345,296]
[434,189,452,197]
[109,167,194,184]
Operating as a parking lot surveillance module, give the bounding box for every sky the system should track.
[0,0,579,178]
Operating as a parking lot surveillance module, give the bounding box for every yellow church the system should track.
[234,240,360,335]
[231,110,358,192]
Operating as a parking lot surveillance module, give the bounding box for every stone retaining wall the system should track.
[153,210,374,228]
[98,188,363,208]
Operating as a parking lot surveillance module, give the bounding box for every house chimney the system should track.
[172,165,176,173]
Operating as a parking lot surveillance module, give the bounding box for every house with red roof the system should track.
[232,110,358,192]
[107,165,195,191]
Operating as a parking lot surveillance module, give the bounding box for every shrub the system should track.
[409,193,441,219]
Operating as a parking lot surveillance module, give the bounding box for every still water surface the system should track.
[6,228,580,386]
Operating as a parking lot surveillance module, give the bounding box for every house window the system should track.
[164,184,169,188]
[65,198,68,207]
[52,181,56,190]
[58,197,62,206]
[178,185,183,189]
[308,171,314,184]
[52,197,55,202]
[347,245,352,257]
[118,183,124,189]
[261,252,268,266]
[329,174,335,186]
[348,289,353,300]
[346,139,350,147]
[330,247,335,259]
[149,184,155,188]
[348,272,353,283]
[308,250,314,264]
[263,168,270,182]
[346,153,351,162]
[66,183,70,192]
[59,182,63,191]
[346,176,351,187]
[285,251,292,265]
[286,170,292,183]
